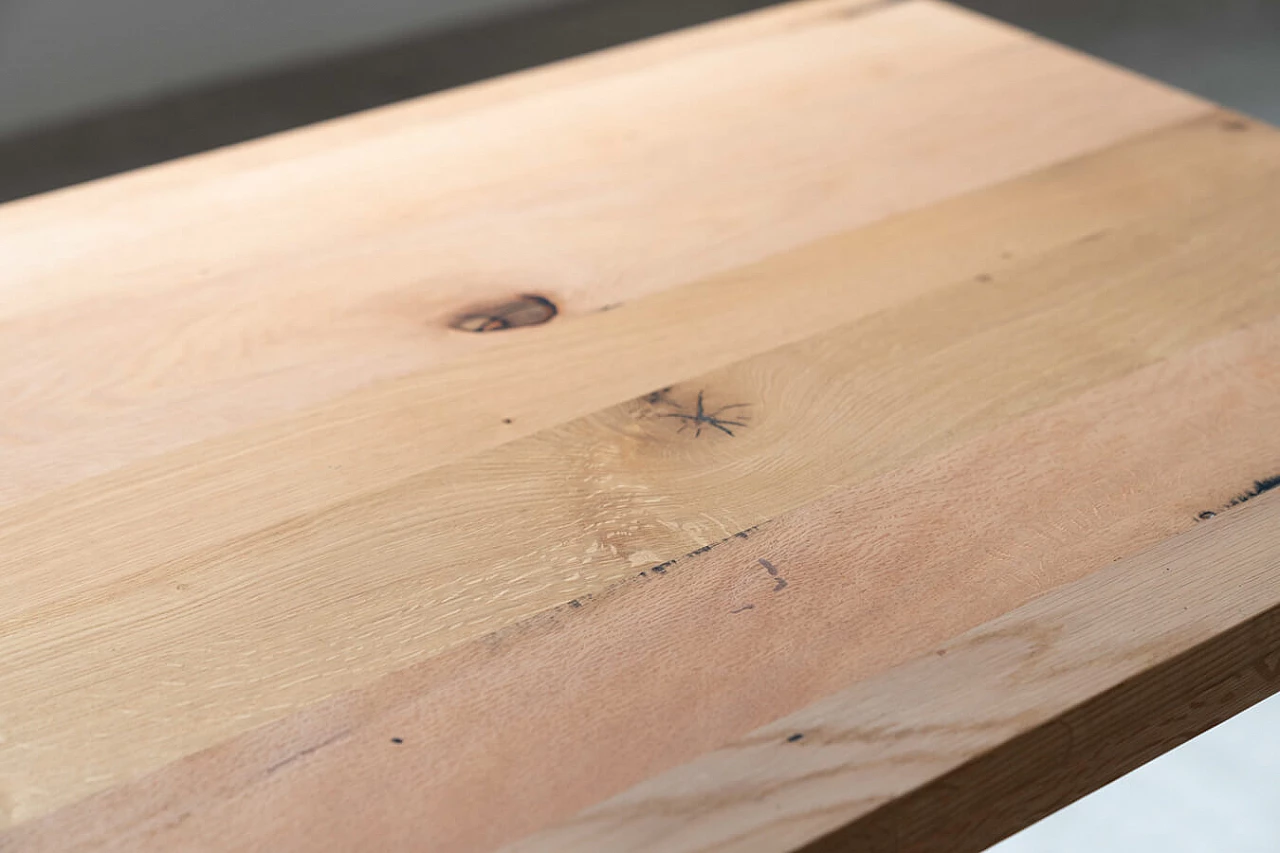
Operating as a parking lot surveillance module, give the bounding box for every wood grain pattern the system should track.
[10,308,1279,853]
[511,492,1280,852]
[0,0,1204,504]
[5,113,1276,828]
[1,0,1277,849]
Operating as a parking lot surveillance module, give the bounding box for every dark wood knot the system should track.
[450,294,557,332]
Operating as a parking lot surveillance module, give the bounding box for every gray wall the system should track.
[0,0,553,136]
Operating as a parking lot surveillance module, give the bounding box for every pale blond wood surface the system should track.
[0,0,1201,506]
[510,493,1280,852]
[1,0,1277,850]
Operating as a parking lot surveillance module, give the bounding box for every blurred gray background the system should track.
[2,0,1279,202]
[2,0,1278,849]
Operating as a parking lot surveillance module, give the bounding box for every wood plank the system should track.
[1,0,1276,846]
[11,306,1280,853]
[5,118,1280,832]
[0,0,1205,503]
[4,109,1269,587]
[6,110,1265,527]
[509,491,1280,852]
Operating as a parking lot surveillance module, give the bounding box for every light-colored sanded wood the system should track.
[1,0,1277,849]
[4,114,1279,828]
[0,0,1204,504]
[11,309,1279,853]
[510,491,1280,853]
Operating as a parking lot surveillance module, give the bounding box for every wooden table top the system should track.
[3,0,1279,850]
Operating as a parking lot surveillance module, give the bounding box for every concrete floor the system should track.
[2,1,1278,849]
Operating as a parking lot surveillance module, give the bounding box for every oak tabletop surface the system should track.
[1,1,1278,850]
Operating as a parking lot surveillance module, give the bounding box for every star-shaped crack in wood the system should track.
[659,390,749,437]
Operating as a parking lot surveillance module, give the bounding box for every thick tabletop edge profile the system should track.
[512,492,1280,852]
